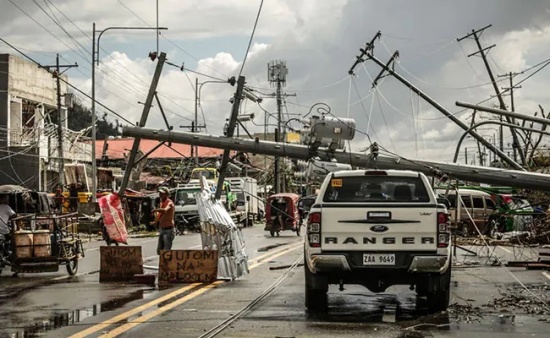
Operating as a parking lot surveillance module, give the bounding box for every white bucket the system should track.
[33,230,52,257]
[14,231,33,258]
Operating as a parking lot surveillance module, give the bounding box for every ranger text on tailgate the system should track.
[304,170,452,312]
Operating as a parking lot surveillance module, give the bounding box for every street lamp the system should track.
[91,23,167,201]
[189,77,237,164]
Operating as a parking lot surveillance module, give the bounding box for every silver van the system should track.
[436,188,497,236]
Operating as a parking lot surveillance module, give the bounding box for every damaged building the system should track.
[0,54,91,191]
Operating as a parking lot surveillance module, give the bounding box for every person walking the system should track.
[153,187,175,255]
[53,187,66,213]
[0,195,16,264]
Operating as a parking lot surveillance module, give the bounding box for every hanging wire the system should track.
[238,0,264,77]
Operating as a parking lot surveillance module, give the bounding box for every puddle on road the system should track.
[4,287,155,338]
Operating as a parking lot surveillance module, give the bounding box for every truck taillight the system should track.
[437,212,450,248]
[308,212,321,247]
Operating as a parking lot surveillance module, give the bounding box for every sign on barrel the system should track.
[158,250,218,284]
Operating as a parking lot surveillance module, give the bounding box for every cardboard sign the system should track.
[99,246,143,282]
[158,250,218,284]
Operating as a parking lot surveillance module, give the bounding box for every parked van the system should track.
[436,188,497,236]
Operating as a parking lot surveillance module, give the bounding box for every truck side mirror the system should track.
[246,196,250,202]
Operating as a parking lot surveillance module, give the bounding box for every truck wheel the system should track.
[426,265,451,313]
[304,263,328,312]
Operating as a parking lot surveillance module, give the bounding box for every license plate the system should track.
[363,253,395,265]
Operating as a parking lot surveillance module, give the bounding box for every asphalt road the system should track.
[1,226,549,338]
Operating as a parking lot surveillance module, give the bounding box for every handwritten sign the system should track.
[158,250,218,284]
[99,246,143,282]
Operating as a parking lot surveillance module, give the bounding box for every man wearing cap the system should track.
[153,186,175,255]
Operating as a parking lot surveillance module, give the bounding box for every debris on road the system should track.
[196,177,249,280]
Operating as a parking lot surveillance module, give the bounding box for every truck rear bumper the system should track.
[308,254,351,273]
[305,249,450,274]
[408,255,449,273]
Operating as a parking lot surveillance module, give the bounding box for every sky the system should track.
[1,0,550,165]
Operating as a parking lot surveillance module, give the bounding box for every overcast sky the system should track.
[1,0,550,164]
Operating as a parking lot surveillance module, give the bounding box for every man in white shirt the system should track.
[0,195,16,236]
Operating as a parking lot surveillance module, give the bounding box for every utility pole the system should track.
[122,126,550,191]
[268,60,288,193]
[118,52,166,196]
[457,25,526,165]
[194,77,198,164]
[499,71,522,162]
[43,54,78,189]
[348,34,523,171]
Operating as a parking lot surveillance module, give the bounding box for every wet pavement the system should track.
[0,228,549,337]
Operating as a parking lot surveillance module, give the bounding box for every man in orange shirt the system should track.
[153,186,175,255]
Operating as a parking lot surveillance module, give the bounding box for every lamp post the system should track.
[191,77,236,163]
[91,23,167,201]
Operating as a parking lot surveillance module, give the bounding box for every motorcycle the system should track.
[175,214,200,235]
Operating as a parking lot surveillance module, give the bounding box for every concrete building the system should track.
[0,54,91,191]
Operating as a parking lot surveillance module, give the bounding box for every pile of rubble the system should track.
[454,236,511,246]
[483,285,550,316]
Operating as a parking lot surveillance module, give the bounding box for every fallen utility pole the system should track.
[363,50,524,171]
[457,25,525,163]
[118,52,166,196]
[456,101,550,127]
[122,126,550,191]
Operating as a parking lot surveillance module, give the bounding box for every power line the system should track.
[238,0,264,77]
[116,0,229,80]
[0,38,134,125]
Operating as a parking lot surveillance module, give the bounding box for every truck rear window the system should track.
[323,176,430,203]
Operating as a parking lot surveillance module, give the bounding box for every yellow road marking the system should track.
[104,244,302,337]
[248,243,302,270]
[72,240,302,338]
[102,282,224,337]
[68,283,201,338]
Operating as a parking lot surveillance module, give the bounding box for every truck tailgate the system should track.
[321,204,438,251]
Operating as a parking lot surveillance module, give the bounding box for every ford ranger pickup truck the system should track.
[304,169,451,313]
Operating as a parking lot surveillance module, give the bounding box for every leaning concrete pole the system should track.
[118,52,166,196]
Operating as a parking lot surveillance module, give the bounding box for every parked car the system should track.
[435,188,497,236]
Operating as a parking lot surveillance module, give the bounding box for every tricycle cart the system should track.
[7,213,84,275]
[264,193,301,237]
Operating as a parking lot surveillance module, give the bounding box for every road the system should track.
[1,226,549,338]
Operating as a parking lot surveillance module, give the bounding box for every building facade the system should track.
[0,54,91,191]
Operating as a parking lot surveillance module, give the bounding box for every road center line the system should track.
[71,240,302,337]
[103,243,302,337]
[67,283,202,338]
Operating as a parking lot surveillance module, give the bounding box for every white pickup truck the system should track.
[304,169,452,313]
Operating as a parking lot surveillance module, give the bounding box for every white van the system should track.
[436,188,497,236]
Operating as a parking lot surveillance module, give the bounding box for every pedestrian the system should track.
[153,186,175,255]
[0,195,16,263]
[68,183,79,213]
[53,187,66,213]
